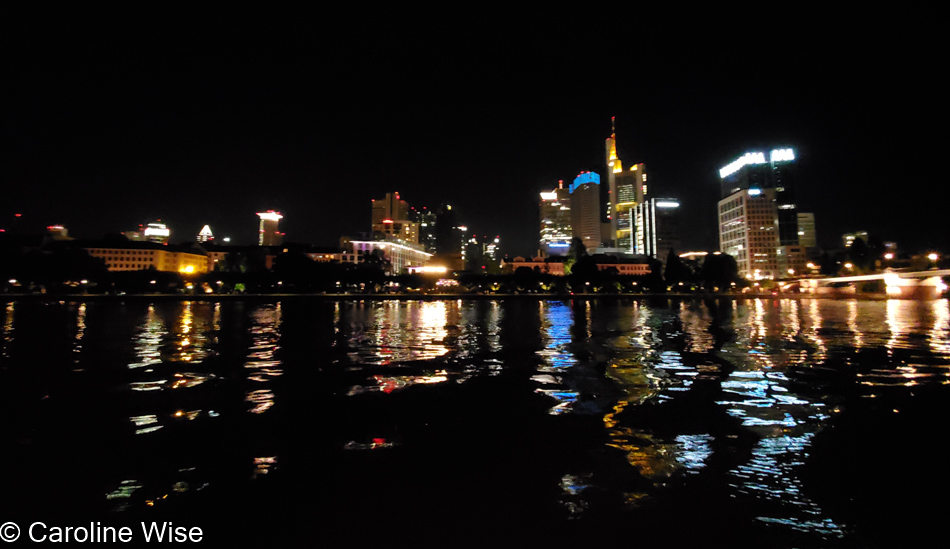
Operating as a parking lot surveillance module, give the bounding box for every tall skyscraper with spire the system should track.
[605,117,648,253]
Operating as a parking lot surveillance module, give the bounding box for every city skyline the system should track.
[2,10,942,257]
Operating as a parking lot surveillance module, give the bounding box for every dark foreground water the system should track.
[2,297,949,547]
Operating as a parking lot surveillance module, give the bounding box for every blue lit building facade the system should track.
[570,172,602,251]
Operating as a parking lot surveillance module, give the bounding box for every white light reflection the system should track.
[847,300,863,349]
[886,299,917,353]
[244,304,283,414]
[930,300,950,357]
[354,301,453,364]
[128,305,165,369]
[130,414,162,435]
[674,434,715,474]
[731,434,844,537]
[805,299,827,362]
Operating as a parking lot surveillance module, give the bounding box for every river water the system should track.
[1,297,948,547]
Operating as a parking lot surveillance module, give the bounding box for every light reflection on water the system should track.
[2,297,950,544]
[128,304,164,370]
[345,300,455,364]
[2,303,13,359]
[245,303,282,413]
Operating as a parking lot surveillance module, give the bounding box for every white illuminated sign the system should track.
[748,188,762,196]
[770,148,795,162]
[257,211,283,221]
[144,223,170,237]
[719,152,767,178]
[409,266,448,274]
[654,201,680,208]
[540,192,558,200]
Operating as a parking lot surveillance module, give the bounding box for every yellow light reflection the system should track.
[847,300,863,349]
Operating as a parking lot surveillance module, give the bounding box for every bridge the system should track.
[796,269,950,299]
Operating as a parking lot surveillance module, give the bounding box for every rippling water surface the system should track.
[2,298,949,547]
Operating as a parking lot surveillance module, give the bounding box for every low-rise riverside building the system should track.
[81,241,210,274]
[502,256,651,276]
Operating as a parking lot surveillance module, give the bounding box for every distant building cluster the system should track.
[8,116,943,288]
[538,117,680,270]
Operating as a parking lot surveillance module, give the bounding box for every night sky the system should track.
[2,9,944,257]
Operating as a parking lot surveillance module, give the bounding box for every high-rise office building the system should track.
[539,180,572,256]
[842,231,869,248]
[570,171,602,251]
[144,222,171,245]
[257,211,283,246]
[434,203,462,255]
[197,225,214,243]
[635,198,682,259]
[410,206,438,254]
[46,225,70,240]
[605,118,648,252]
[719,187,779,279]
[464,234,501,271]
[797,213,816,248]
[717,148,799,280]
[719,148,798,245]
[371,192,419,244]
[372,192,409,225]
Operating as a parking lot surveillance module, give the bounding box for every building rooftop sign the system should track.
[570,171,600,193]
[720,149,796,178]
[719,152,767,178]
[770,148,795,162]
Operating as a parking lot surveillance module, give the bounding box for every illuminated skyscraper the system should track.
[719,148,798,246]
[143,222,170,244]
[372,192,409,226]
[46,225,70,240]
[197,225,214,243]
[434,203,461,255]
[410,206,438,254]
[371,192,419,244]
[539,180,572,256]
[257,211,283,246]
[717,148,798,279]
[842,230,869,248]
[605,117,647,252]
[635,198,682,259]
[570,172,602,251]
[797,213,816,248]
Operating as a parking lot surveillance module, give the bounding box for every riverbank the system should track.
[2,291,939,302]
